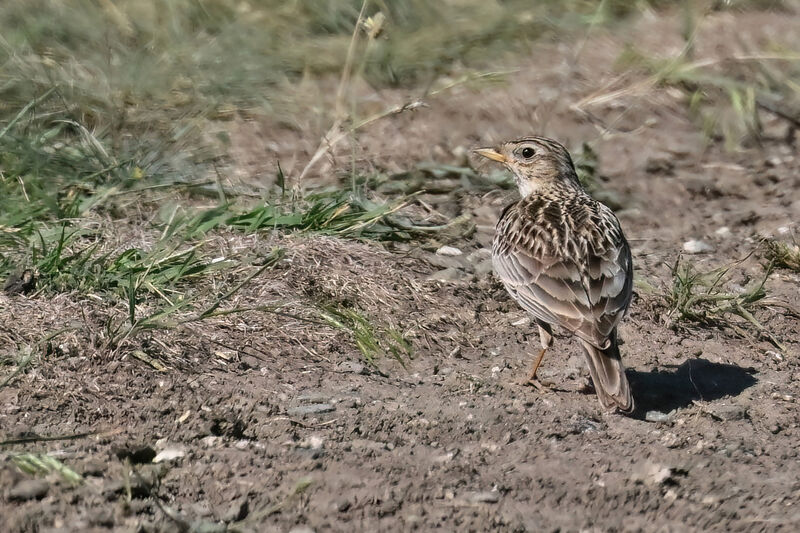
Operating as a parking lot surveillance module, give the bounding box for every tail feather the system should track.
[579,330,634,413]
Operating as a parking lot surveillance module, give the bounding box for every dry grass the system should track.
[765,239,800,271]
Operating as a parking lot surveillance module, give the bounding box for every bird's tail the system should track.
[579,330,634,413]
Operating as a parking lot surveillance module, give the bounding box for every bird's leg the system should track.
[526,346,548,382]
[521,323,554,388]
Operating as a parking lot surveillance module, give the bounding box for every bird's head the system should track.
[474,136,581,197]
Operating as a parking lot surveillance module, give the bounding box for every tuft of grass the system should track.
[158,187,432,243]
[11,453,83,486]
[24,224,231,299]
[317,304,412,369]
[664,256,784,350]
[764,239,800,272]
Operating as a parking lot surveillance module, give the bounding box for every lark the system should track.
[475,136,634,412]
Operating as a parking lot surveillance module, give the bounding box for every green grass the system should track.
[317,303,412,369]
[664,256,784,350]
[11,453,83,486]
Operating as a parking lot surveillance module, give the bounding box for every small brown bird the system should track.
[475,136,634,413]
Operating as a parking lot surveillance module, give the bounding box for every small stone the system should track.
[707,403,748,421]
[664,489,678,502]
[298,436,325,450]
[286,404,335,417]
[337,361,366,374]
[153,448,186,463]
[646,410,673,423]
[661,432,683,449]
[466,248,491,262]
[766,351,783,362]
[200,436,221,448]
[632,462,674,486]
[436,246,463,256]
[9,479,49,501]
[511,316,530,327]
[428,267,465,282]
[468,490,501,503]
[683,239,713,254]
[714,227,731,238]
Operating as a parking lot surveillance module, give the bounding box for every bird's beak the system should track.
[473,148,506,163]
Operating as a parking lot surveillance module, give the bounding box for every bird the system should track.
[474,136,635,413]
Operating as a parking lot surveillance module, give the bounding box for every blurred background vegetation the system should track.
[0,0,796,292]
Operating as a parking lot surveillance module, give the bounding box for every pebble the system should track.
[645,410,673,423]
[298,436,325,450]
[153,448,186,463]
[337,361,366,374]
[714,226,731,238]
[632,462,674,486]
[683,239,714,254]
[9,479,50,501]
[467,490,501,503]
[428,267,465,282]
[287,404,335,416]
[436,245,463,256]
[707,403,748,421]
[201,436,221,448]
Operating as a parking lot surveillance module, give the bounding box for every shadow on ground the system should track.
[628,358,758,416]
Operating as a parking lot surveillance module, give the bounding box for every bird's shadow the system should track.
[627,358,757,418]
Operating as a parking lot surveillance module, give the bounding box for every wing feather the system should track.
[493,197,633,348]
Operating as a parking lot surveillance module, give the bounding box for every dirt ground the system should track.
[2,9,800,533]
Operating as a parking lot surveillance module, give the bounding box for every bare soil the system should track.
[2,9,800,533]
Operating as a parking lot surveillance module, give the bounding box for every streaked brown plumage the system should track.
[475,136,634,413]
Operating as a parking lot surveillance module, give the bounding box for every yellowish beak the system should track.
[473,148,506,163]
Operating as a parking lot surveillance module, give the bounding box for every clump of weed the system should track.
[663,256,783,350]
[764,239,800,272]
[11,453,82,486]
[317,304,412,370]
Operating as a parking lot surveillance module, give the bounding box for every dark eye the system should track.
[521,147,535,158]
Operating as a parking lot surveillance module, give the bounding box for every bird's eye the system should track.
[521,147,535,159]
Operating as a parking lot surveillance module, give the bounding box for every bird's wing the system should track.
[492,201,632,348]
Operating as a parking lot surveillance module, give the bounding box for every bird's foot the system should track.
[519,376,555,390]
